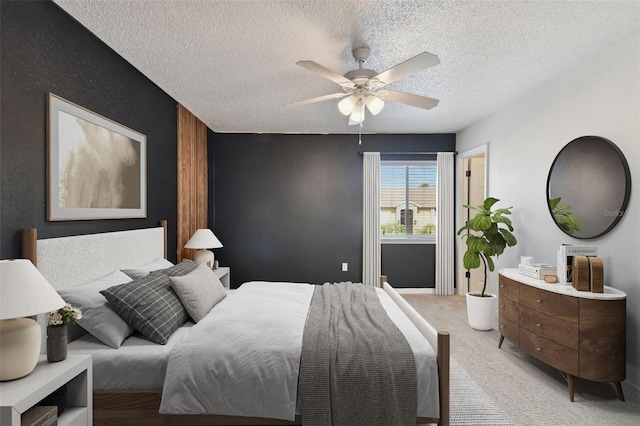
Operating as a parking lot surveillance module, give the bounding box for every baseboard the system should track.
[395,288,436,295]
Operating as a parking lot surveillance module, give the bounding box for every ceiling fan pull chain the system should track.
[358,122,363,145]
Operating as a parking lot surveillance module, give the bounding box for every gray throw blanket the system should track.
[299,282,417,426]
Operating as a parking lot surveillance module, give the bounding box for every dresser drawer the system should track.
[499,297,520,324]
[520,306,578,349]
[498,275,519,302]
[520,285,578,322]
[520,328,578,375]
[499,316,519,346]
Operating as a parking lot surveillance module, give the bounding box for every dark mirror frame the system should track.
[546,136,631,239]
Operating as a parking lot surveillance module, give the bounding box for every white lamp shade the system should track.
[349,100,366,124]
[338,95,357,116]
[184,229,223,249]
[0,259,65,319]
[365,95,385,115]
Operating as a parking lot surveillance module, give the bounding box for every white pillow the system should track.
[57,270,134,348]
[169,264,227,322]
[121,258,174,279]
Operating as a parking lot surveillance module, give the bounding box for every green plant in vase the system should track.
[457,197,517,297]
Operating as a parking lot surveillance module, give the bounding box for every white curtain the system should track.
[362,152,380,287]
[436,152,455,295]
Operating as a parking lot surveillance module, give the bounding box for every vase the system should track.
[47,325,67,362]
[466,292,497,331]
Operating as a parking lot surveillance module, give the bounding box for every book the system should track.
[22,405,57,426]
[557,245,598,285]
[519,263,556,273]
[518,264,557,280]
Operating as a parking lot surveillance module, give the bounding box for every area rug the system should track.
[425,357,513,425]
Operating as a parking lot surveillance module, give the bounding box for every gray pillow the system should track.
[169,264,227,322]
[57,270,134,348]
[100,261,198,344]
[157,259,199,277]
[121,257,174,279]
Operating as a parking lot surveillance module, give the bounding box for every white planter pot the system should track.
[466,292,497,331]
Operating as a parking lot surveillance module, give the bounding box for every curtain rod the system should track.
[357,151,457,155]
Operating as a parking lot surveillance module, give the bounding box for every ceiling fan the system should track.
[286,47,440,125]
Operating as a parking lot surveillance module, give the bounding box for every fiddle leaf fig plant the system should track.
[549,197,581,235]
[457,197,517,297]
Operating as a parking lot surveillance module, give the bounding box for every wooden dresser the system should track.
[498,268,626,401]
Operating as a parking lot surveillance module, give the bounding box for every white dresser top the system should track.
[499,268,626,300]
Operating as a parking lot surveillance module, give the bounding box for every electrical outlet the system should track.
[342,263,348,272]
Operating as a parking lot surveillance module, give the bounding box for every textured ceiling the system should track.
[54,0,640,134]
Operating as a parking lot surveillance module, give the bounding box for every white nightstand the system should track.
[214,266,230,289]
[0,354,92,426]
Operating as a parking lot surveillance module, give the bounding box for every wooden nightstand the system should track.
[214,266,230,289]
[0,354,92,425]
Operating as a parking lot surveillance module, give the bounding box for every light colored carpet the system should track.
[440,357,512,425]
[404,294,640,426]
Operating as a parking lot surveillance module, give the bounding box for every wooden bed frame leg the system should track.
[438,331,450,426]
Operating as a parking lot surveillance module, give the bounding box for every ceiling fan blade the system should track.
[285,92,349,108]
[384,90,439,110]
[372,52,440,87]
[296,61,355,88]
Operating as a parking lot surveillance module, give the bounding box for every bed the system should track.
[22,222,450,426]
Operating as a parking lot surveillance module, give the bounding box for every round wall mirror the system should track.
[546,136,631,239]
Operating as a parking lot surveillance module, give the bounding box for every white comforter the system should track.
[159,281,438,421]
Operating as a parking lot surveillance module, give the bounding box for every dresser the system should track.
[498,268,626,401]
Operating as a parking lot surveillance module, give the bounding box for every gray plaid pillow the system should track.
[101,261,197,344]
[158,259,199,277]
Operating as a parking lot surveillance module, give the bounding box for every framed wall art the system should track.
[47,93,147,221]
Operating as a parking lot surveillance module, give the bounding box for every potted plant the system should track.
[457,197,517,330]
[47,303,82,362]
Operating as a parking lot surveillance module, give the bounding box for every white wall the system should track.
[457,34,640,398]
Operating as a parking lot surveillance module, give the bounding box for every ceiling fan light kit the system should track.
[338,95,357,115]
[349,100,366,125]
[287,46,440,128]
[364,95,384,115]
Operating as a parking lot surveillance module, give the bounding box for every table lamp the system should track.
[184,229,223,268]
[0,259,66,381]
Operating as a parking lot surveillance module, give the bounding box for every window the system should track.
[380,161,437,240]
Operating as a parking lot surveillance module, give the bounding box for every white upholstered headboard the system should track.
[22,222,167,290]
[21,222,167,351]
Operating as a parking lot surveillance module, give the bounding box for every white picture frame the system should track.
[47,93,147,221]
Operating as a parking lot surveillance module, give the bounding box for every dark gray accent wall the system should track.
[1,1,180,261]
[381,244,436,288]
[211,133,455,288]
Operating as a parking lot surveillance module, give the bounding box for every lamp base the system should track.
[193,249,215,269]
[0,318,42,381]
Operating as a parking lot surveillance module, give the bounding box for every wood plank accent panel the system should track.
[177,104,208,262]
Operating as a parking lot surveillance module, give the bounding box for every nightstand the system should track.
[214,266,230,289]
[0,354,92,425]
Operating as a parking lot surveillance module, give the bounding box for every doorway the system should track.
[456,145,487,295]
